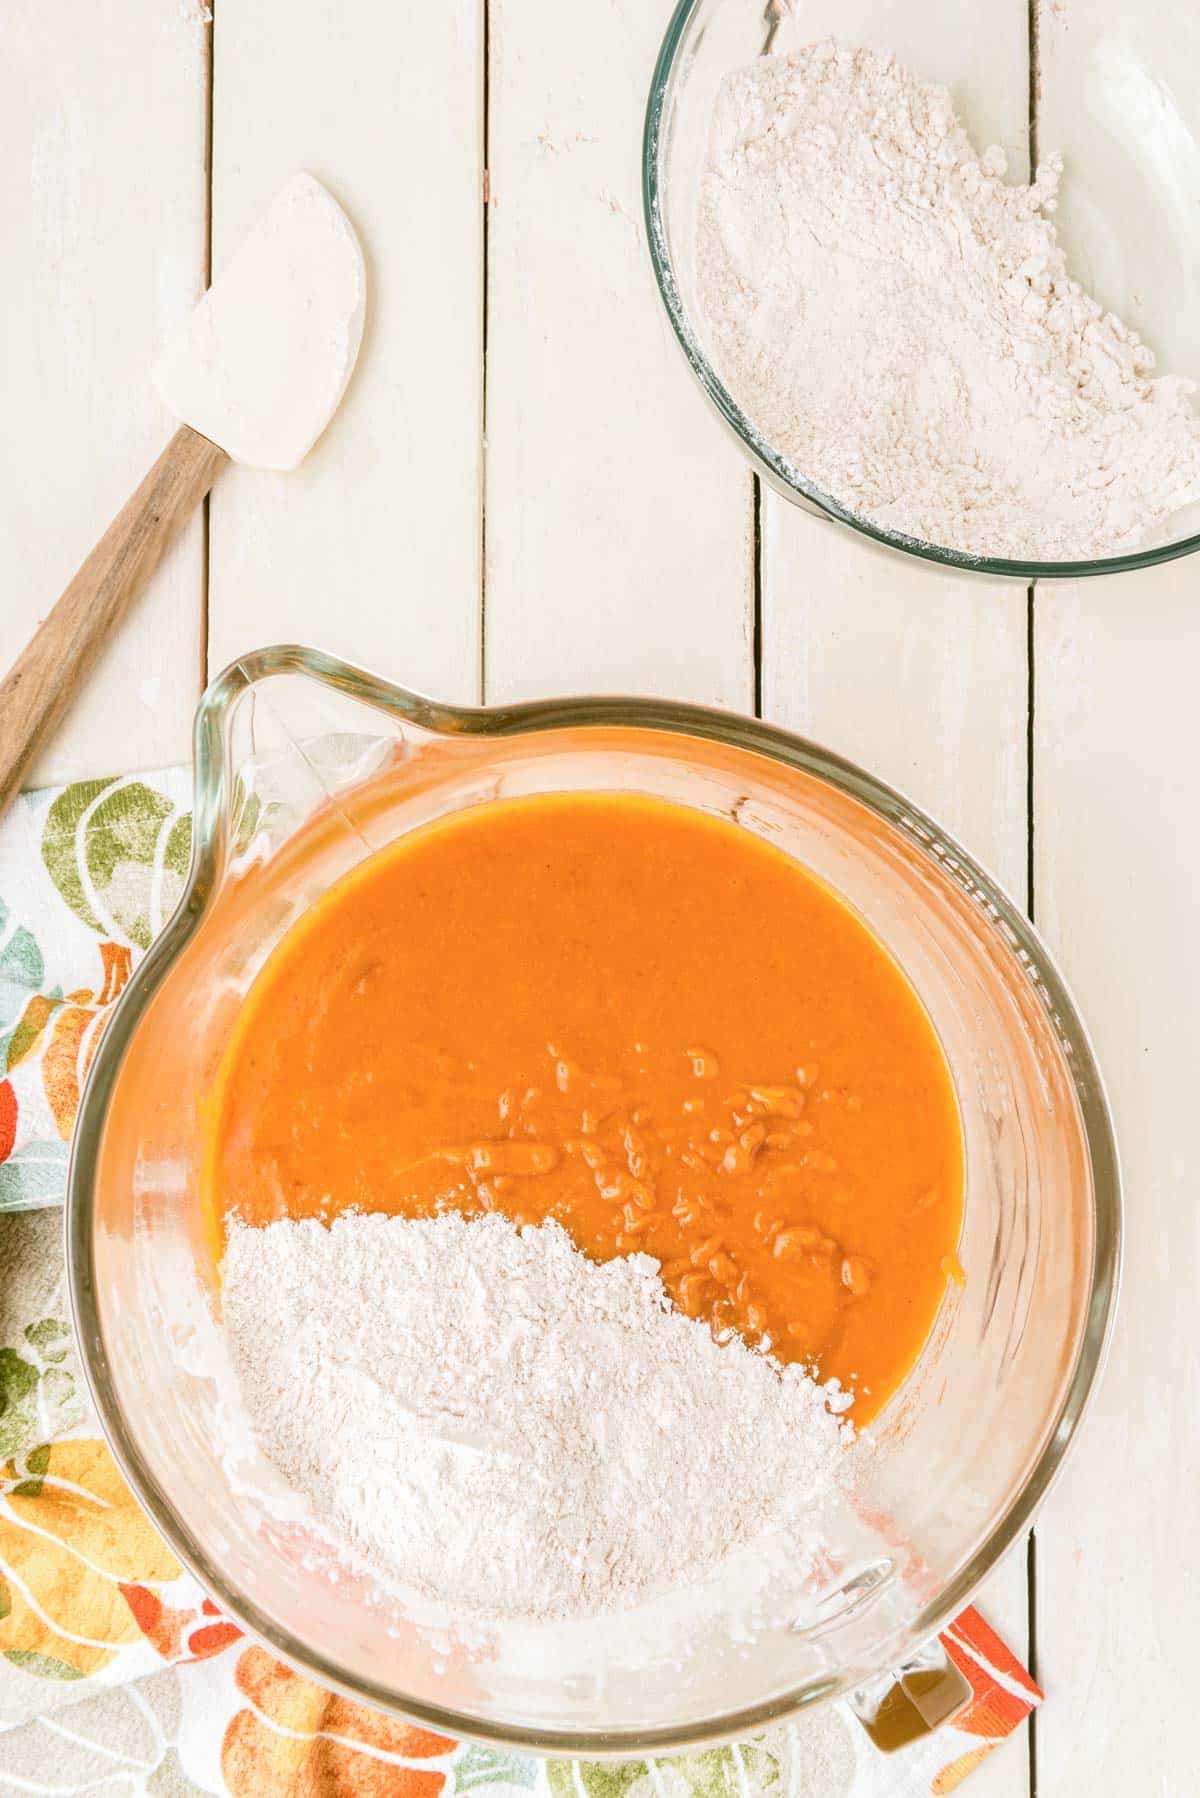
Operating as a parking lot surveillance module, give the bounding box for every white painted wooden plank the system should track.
[207,0,484,705]
[483,0,753,708]
[1034,568,1198,1797]
[1033,7,1200,1790]
[764,518,1029,896]
[0,2,209,786]
[1032,593,1199,1770]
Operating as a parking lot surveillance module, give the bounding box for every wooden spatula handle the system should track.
[0,423,228,818]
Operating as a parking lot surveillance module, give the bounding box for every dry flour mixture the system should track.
[221,1211,853,1622]
[696,40,1200,559]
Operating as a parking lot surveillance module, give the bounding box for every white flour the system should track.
[695,40,1200,559]
[221,1211,852,1623]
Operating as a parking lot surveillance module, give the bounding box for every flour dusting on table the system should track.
[221,1211,852,1622]
[695,40,1200,560]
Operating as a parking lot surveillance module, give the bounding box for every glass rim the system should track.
[641,0,1200,583]
[65,643,1122,1755]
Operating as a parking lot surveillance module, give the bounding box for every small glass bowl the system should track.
[643,0,1200,580]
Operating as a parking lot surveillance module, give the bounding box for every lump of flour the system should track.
[695,40,1200,560]
[221,1211,852,1621]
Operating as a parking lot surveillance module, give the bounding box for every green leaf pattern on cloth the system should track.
[42,777,192,951]
[0,902,45,1048]
[0,1352,39,1460]
[0,1320,77,1458]
[4,1648,85,1681]
[0,1210,86,1468]
[545,1721,858,1798]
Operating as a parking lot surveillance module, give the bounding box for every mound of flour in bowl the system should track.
[695,39,1200,559]
[221,1211,852,1621]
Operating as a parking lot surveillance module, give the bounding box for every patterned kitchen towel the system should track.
[0,770,1041,1795]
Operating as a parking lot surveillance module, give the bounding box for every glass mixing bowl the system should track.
[644,0,1200,580]
[67,646,1119,1753]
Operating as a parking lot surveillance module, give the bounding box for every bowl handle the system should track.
[848,1637,972,1753]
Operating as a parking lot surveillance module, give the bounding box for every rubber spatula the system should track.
[0,172,365,819]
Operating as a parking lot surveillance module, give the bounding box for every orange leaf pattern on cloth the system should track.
[0,1079,15,1163]
[221,1646,453,1797]
[932,1743,997,1793]
[40,943,131,1141]
[922,1606,1043,1795]
[943,1607,1043,1738]
[118,1583,242,1662]
[222,1714,447,1798]
[41,1008,93,1142]
[0,1441,180,1679]
[4,1440,178,1581]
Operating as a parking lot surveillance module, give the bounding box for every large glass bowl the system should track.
[644,0,1200,580]
[67,646,1119,1753]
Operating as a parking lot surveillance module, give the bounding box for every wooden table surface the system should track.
[2,3,1192,1792]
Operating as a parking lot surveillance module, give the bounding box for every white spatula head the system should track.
[154,173,365,471]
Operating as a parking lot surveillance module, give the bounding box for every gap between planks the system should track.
[751,476,763,718]
[754,12,1042,1791]
[480,0,492,705]
[1025,5,1040,1792]
[199,1,215,702]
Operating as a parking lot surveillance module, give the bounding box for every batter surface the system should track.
[205,792,963,1422]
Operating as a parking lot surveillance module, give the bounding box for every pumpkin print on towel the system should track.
[0,1440,179,1680]
[221,1646,455,1796]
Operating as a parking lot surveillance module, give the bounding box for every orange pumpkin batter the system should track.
[205,793,963,1422]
